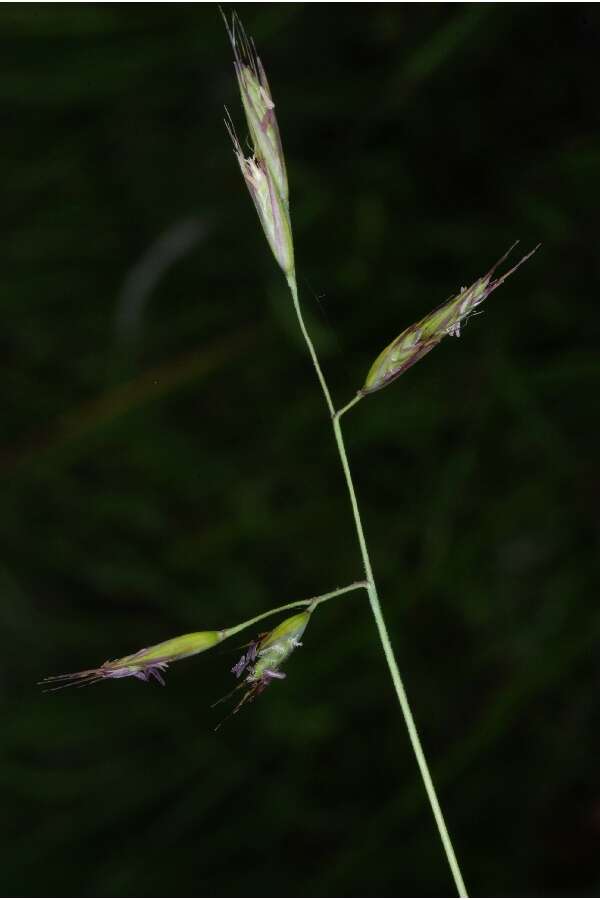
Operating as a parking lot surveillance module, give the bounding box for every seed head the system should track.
[214,609,312,727]
[40,629,226,690]
[251,610,310,681]
[360,242,540,396]
[223,11,294,276]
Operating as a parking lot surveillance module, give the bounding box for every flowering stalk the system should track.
[220,13,536,896]
[226,12,467,897]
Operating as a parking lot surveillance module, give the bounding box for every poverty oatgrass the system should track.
[43,11,540,897]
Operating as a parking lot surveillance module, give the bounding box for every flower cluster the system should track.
[223,11,294,276]
[41,610,313,720]
[360,242,540,396]
[213,610,312,727]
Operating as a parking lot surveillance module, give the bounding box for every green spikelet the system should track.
[251,610,311,681]
[361,242,540,396]
[41,629,226,690]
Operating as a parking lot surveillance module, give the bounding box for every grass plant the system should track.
[43,12,541,896]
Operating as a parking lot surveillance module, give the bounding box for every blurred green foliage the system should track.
[3,4,600,896]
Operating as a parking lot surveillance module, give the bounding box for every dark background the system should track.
[3,3,600,896]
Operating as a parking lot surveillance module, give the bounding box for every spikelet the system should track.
[223,11,294,276]
[214,610,312,727]
[361,242,540,396]
[227,13,288,204]
[250,610,311,681]
[40,629,226,690]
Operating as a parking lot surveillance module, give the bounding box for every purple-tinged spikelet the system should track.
[40,660,171,691]
[222,11,294,276]
[213,610,311,728]
[360,242,540,396]
[225,11,288,205]
[40,629,226,691]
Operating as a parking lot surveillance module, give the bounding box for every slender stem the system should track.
[286,272,467,898]
[333,415,467,897]
[335,393,363,419]
[223,581,367,640]
[286,274,335,418]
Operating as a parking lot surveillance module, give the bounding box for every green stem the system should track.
[223,581,367,640]
[286,272,467,898]
[286,274,336,418]
[335,393,363,419]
